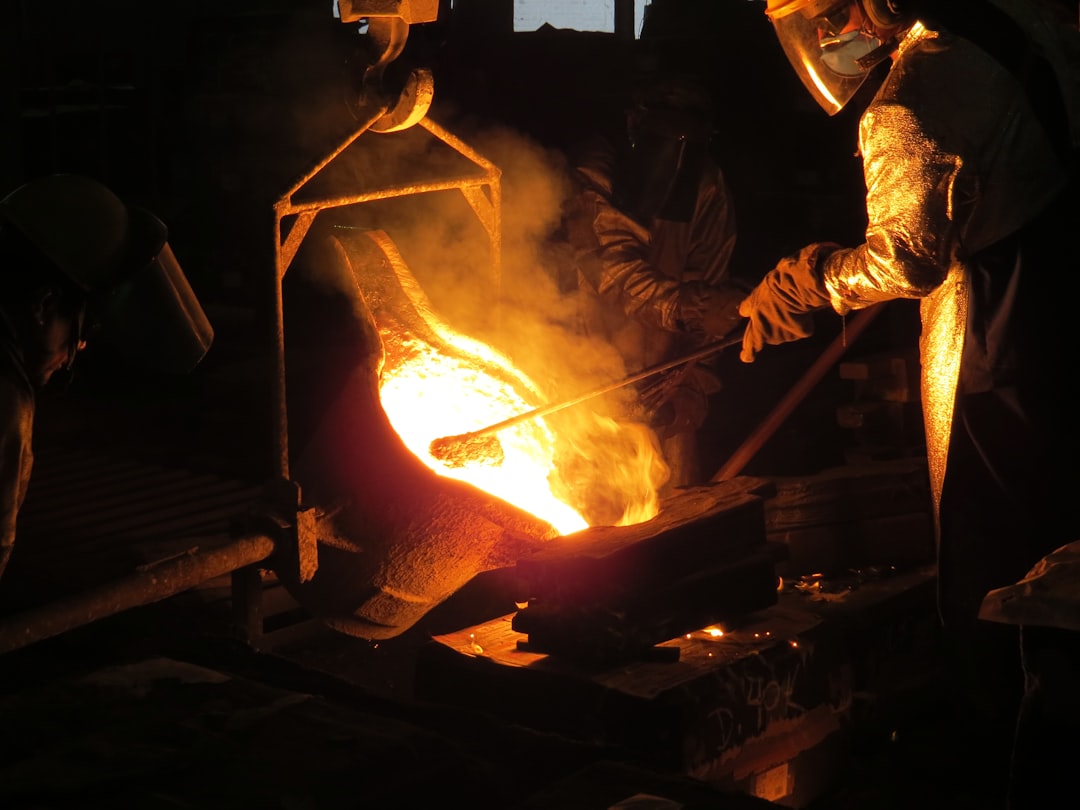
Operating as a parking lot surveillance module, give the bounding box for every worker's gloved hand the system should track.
[738,243,838,363]
[677,279,751,340]
[651,383,709,440]
[640,363,720,440]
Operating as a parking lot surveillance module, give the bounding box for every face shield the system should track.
[612,107,712,224]
[768,0,887,115]
[91,239,214,374]
[0,176,214,374]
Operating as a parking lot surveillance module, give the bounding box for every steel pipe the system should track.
[0,532,276,655]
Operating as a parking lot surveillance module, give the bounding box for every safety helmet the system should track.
[0,174,213,373]
[765,0,906,115]
[627,75,715,142]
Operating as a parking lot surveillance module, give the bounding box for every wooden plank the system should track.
[772,511,935,579]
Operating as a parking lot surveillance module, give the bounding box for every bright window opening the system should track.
[513,0,649,36]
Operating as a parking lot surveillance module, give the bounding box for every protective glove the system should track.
[677,279,752,340]
[651,384,709,440]
[639,362,721,439]
[737,243,838,363]
[635,360,721,438]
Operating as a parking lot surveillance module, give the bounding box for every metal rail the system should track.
[269,114,502,482]
[0,532,276,655]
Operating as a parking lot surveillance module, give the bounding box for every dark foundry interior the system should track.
[1,2,1079,808]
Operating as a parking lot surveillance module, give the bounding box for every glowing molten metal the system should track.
[379,338,589,534]
[378,328,669,534]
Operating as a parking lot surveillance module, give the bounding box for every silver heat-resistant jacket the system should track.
[817,2,1080,513]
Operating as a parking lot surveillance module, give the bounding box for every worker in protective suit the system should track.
[563,74,750,491]
[731,0,1079,805]
[0,174,214,583]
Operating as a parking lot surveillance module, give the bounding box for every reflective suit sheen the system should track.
[759,6,1080,798]
[567,134,738,487]
[809,6,1080,630]
[708,0,1080,801]
[756,5,1080,800]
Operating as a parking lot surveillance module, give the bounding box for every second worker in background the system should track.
[562,74,751,491]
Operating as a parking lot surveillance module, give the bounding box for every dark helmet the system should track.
[614,74,717,224]
[626,74,716,145]
[0,174,213,373]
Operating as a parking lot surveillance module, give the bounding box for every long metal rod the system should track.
[712,304,885,481]
[270,209,291,481]
[433,332,743,450]
[284,106,388,201]
[279,175,497,215]
[0,533,276,655]
[419,116,499,171]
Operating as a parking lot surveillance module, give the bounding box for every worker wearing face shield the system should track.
[563,74,751,491]
[0,174,214,583]
[727,0,1080,804]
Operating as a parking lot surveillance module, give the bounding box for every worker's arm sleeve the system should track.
[739,103,968,363]
[0,383,33,581]
[574,176,683,332]
[683,169,738,287]
[572,157,738,333]
[822,102,964,313]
